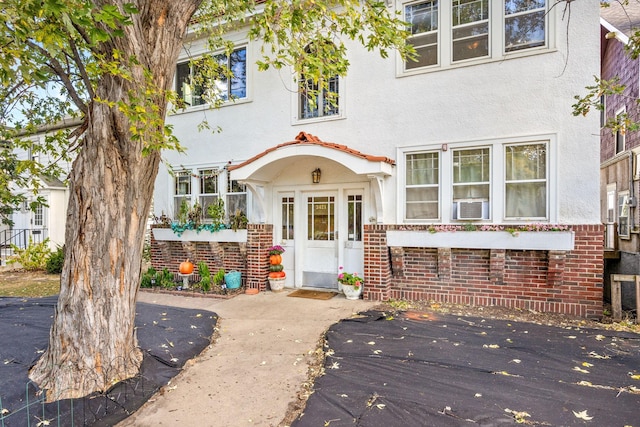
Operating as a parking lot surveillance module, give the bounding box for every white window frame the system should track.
[199,168,220,221]
[173,170,193,220]
[173,42,250,113]
[503,142,548,220]
[398,0,554,76]
[618,190,630,239]
[291,65,346,125]
[398,134,556,224]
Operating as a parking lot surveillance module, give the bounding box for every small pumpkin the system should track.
[269,271,286,279]
[269,264,284,272]
[269,254,282,265]
[179,259,194,275]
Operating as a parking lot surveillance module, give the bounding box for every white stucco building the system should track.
[151,1,604,317]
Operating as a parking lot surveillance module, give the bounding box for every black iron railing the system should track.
[0,228,48,264]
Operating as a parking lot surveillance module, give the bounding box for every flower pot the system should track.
[342,285,362,300]
[225,271,242,289]
[268,278,285,292]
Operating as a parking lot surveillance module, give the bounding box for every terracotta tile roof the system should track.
[228,132,395,171]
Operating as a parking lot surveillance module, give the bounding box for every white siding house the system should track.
[151,1,604,317]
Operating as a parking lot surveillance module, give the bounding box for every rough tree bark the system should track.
[29,0,203,401]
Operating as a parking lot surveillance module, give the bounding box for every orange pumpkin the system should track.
[269,254,282,265]
[179,259,194,275]
[268,271,286,279]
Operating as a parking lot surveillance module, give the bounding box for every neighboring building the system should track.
[1,121,75,264]
[600,1,640,310]
[151,1,604,317]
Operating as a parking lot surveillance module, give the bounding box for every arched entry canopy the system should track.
[229,132,395,222]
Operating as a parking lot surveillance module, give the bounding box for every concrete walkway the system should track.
[118,290,376,427]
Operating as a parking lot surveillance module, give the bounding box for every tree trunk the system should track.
[29,0,202,401]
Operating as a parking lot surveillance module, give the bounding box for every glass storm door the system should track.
[303,193,338,289]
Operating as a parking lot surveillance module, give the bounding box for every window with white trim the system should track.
[618,191,630,238]
[226,177,247,220]
[176,46,247,107]
[402,0,549,72]
[403,139,549,222]
[298,43,341,120]
[406,152,440,219]
[174,170,192,219]
[199,169,219,220]
[504,143,546,218]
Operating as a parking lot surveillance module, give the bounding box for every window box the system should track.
[152,228,247,243]
[386,230,574,251]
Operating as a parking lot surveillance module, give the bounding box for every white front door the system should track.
[302,192,338,289]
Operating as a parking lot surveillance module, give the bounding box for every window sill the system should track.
[292,114,345,126]
[152,228,247,243]
[168,98,251,116]
[386,230,575,251]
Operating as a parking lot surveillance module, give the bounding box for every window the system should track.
[504,0,546,52]
[33,204,43,227]
[176,46,247,107]
[403,137,550,222]
[405,152,439,219]
[226,177,247,220]
[300,75,339,119]
[403,0,548,72]
[298,43,340,120]
[347,195,363,241]
[281,196,295,240]
[618,192,630,238]
[174,170,191,219]
[452,0,489,62]
[615,109,626,154]
[199,169,219,220]
[307,196,335,240]
[504,143,546,218]
[405,1,439,69]
[600,95,606,129]
[453,148,490,220]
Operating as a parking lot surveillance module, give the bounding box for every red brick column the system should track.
[246,224,273,291]
[363,225,392,301]
[490,249,505,286]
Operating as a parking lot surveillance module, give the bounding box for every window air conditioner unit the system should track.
[457,199,484,220]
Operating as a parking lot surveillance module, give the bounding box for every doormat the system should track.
[287,289,339,300]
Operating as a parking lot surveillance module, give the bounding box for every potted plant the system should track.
[337,266,363,300]
[267,245,285,292]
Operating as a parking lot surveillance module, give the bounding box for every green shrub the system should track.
[140,266,157,288]
[197,261,212,292]
[156,267,175,288]
[45,245,65,274]
[8,238,52,271]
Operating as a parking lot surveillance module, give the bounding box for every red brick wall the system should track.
[367,224,604,318]
[149,224,274,290]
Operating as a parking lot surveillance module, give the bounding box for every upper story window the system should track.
[298,43,341,121]
[504,0,546,52]
[402,138,549,222]
[176,46,247,107]
[452,0,489,61]
[402,0,548,73]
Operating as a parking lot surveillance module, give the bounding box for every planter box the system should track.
[152,228,247,243]
[386,230,575,251]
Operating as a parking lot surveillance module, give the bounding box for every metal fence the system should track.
[0,229,48,265]
[0,359,158,427]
